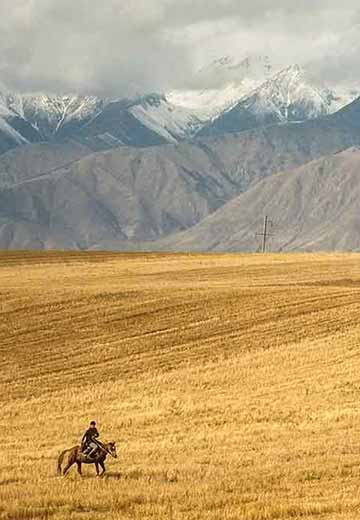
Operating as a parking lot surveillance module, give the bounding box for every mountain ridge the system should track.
[157,147,360,252]
[1,95,360,250]
[1,59,359,155]
[1,59,360,251]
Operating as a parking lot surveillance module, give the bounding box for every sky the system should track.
[0,0,359,96]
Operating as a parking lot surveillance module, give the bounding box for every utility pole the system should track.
[262,215,268,253]
[256,216,274,253]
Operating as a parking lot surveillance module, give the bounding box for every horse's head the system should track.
[107,441,118,458]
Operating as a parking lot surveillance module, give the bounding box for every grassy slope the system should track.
[2,251,360,519]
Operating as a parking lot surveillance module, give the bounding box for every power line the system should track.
[255,215,275,253]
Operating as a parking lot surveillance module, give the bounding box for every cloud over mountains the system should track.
[0,1,359,95]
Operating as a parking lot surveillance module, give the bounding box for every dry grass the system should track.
[2,251,360,519]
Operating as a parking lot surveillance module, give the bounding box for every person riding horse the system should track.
[81,420,100,459]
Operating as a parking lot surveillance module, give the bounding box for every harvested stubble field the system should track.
[2,252,360,520]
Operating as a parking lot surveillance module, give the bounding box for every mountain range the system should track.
[1,59,358,154]
[1,56,360,251]
[159,145,360,252]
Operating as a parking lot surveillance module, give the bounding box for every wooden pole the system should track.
[262,215,268,253]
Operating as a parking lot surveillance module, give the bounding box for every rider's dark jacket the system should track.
[81,426,99,448]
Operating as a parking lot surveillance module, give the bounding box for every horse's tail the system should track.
[57,449,69,475]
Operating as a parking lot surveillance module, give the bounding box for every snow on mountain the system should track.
[2,91,210,145]
[0,92,14,119]
[167,81,260,122]
[167,55,279,122]
[169,56,360,138]
[128,94,206,142]
[199,64,360,137]
[0,54,359,153]
[5,93,106,140]
[322,84,360,115]
[0,91,40,151]
[242,64,360,120]
[0,115,28,146]
[242,64,335,121]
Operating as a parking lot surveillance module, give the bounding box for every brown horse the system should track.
[57,442,117,477]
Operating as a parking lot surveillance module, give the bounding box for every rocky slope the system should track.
[1,95,360,250]
[0,141,94,188]
[159,147,360,252]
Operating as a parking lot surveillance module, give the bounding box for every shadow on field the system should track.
[56,473,105,480]
[55,470,173,482]
[103,471,122,480]
[0,478,24,486]
[120,469,178,483]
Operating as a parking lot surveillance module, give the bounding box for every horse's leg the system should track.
[57,449,68,476]
[63,460,74,476]
[77,462,82,476]
[95,462,100,477]
[63,453,76,476]
[99,461,106,477]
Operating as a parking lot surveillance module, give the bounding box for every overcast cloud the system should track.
[0,0,359,95]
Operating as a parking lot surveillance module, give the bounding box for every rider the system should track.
[81,420,100,458]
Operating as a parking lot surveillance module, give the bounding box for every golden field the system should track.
[2,251,360,519]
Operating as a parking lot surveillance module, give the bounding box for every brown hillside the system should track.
[161,147,360,252]
[1,113,360,249]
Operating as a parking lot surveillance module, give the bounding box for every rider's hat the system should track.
[90,420,96,426]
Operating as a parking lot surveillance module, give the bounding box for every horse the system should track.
[57,442,117,477]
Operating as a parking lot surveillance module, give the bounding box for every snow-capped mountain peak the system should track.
[4,93,107,140]
[245,64,359,120]
[0,57,359,154]
[166,55,282,122]
[198,63,360,137]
